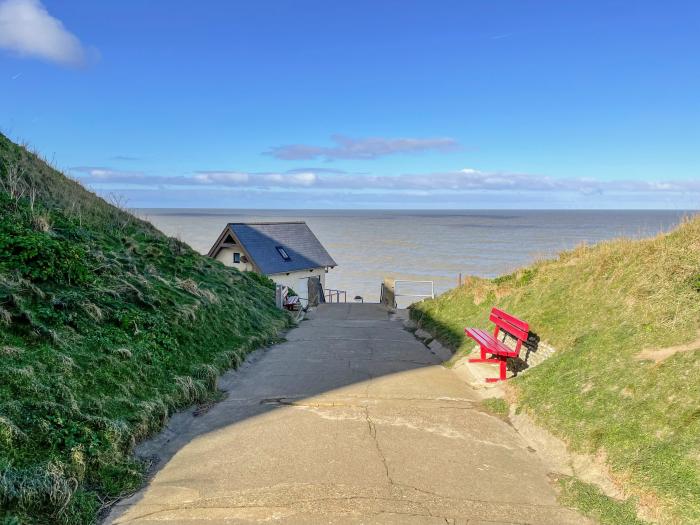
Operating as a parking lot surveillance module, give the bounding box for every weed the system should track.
[482,398,509,418]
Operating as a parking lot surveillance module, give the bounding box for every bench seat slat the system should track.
[466,328,520,357]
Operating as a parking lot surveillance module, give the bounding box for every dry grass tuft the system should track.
[176,278,220,305]
[174,375,208,405]
[32,214,52,232]
[177,303,199,323]
[192,363,219,390]
[113,348,132,360]
[81,301,103,322]
[0,415,27,445]
[17,276,46,299]
[177,278,202,296]
[57,354,75,372]
[1,345,23,356]
[0,462,79,518]
[199,288,220,305]
[0,305,11,326]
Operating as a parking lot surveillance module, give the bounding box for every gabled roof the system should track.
[208,222,337,275]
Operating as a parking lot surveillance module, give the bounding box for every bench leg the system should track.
[467,344,510,382]
[468,345,489,363]
[485,357,508,383]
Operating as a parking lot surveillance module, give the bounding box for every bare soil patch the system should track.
[635,330,700,363]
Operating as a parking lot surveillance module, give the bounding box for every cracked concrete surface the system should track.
[105,304,591,525]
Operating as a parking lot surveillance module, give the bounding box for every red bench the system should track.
[465,308,529,383]
[284,295,300,311]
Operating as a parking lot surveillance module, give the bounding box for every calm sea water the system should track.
[137,209,692,304]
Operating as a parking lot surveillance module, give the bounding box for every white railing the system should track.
[395,280,434,301]
[381,279,434,308]
[324,289,347,303]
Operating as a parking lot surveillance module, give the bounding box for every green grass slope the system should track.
[0,134,289,524]
[411,217,700,524]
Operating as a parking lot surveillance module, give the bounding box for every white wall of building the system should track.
[215,246,328,297]
[215,247,255,272]
[269,268,326,295]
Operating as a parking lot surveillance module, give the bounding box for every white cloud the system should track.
[265,135,460,161]
[71,165,700,196]
[193,171,250,184]
[287,172,317,186]
[71,166,144,180]
[0,0,88,66]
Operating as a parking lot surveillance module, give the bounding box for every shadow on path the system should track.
[105,303,591,525]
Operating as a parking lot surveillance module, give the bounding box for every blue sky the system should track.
[1,0,698,209]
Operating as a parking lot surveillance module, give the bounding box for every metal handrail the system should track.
[381,279,434,308]
[393,280,435,300]
[324,288,347,303]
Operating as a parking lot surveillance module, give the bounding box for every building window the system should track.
[276,246,290,261]
[233,252,241,263]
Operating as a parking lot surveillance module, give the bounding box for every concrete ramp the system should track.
[106,304,590,524]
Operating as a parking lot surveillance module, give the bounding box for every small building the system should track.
[207,222,337,291]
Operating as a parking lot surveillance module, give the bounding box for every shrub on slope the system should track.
[411,216,700,523]
[0,134,289,523]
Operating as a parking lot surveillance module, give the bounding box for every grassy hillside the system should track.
[0,134,289,524]
[411,216,700,523]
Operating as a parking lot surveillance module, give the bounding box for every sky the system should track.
[1,0,699,209]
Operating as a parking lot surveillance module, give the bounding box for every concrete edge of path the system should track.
[404,318,657,525]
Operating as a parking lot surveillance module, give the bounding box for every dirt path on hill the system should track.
[635,329,700,363]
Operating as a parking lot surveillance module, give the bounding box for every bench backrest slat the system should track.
[489,307,529,341]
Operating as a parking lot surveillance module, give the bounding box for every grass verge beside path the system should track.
[558,476,649,525]
[0,133,290,523]
[411,216,700,523]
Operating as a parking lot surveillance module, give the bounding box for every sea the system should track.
[136,209,692,304]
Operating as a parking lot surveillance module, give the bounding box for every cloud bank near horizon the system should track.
[264,135,460,161]
[0,0,90,66]
[70,166,700,196]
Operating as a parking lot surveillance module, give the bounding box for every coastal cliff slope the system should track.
[411,213,700,523]
[0,133,289,523]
